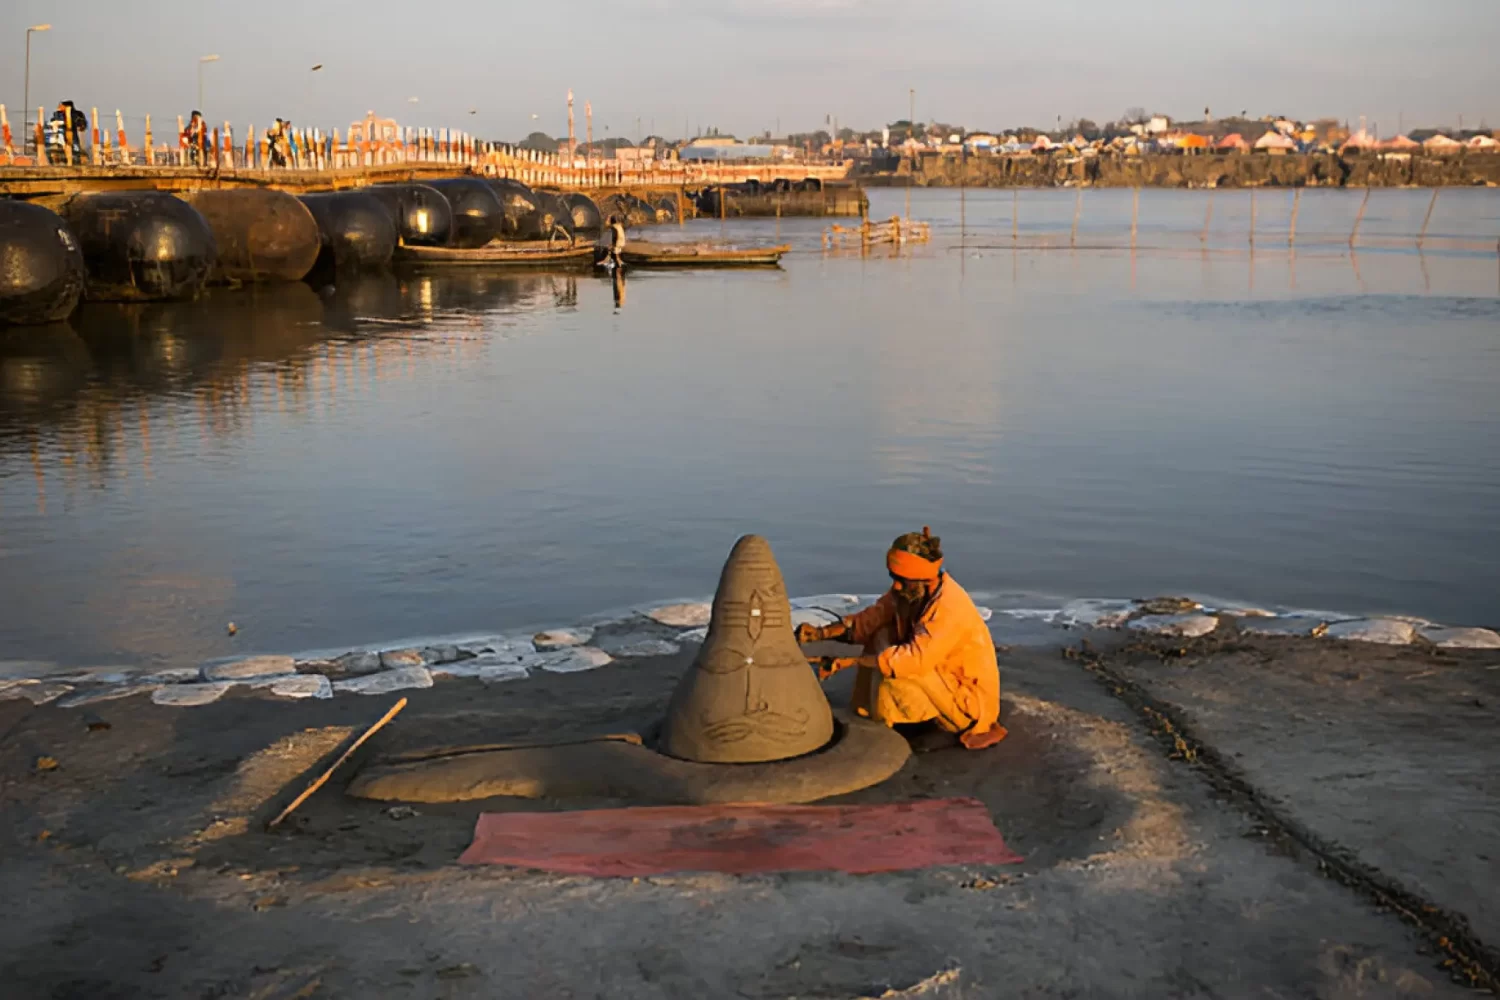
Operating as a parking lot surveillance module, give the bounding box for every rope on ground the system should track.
[1062,639,1498,994]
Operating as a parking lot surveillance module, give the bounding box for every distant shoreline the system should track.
[860,151,1500,189]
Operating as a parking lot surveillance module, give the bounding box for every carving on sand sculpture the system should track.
[660,535,836,764]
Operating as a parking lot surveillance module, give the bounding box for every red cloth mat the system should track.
[458,797,1022,875]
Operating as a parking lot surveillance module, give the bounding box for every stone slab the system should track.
[202,656,297,682]
[1322,619,1416,645]
[1419,626,1500,649]
[333,666,434,696]
[533,629,593,651]
[152,682,235,707]
[645,603,712,628]
[1127,613,1219,638]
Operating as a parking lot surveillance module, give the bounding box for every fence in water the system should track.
[911,187,1500,257]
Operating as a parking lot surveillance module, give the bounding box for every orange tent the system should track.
[1216,133,1249,152]
[1178,133,1210,150]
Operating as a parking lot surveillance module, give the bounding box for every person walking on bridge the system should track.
[182,111,208,166]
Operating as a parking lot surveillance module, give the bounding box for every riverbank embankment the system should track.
[1,612,1496,996]
[863,152,1500,188]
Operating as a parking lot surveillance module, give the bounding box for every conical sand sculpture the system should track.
[660,535,835,763]
[346,535,909,805]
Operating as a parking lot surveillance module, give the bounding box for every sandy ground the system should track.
[1,629,1496,998]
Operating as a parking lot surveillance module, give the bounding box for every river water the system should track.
[2,188,1497,671]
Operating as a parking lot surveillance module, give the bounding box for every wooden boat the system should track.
[394,242,595,268]
[617,242,790,268]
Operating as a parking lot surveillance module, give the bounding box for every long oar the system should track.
[267,697,408,830]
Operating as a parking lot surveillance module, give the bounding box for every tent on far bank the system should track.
[1338,129,1378,154]
[1423,134,1464,155]
[1380,134,1420,151]
[1468,134,1500,152]
[1216,133,1249,152]
[1031,135,1057,152]
[1254,131,1297,154]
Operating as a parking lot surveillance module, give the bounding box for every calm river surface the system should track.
[2,188,1498,670]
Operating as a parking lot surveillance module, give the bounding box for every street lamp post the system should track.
[197,54,219,111]
[24,24,52,155]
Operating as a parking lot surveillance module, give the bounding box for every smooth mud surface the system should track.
[3,632,1494,997]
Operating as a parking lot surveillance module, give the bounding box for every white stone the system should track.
[679,627,709,643]
[1322,619,1416,645]
[609,639,681,658]
[57,683,161,709]
[974,607,994,622]
[536,647,613,674]
[152,682,235,707]
[202,656,297,682]
[532,628,594,651]
[267,674,334,699]
[477,664,531,684]
[1418,626,1500,650]
[379,648,425,669]
[1054,599,1136,628]
[421,644,462,665]
[333,666,433,696]
[52,668,133,685]
[645,603,712,628]
[1127,613,1220,638]
[1236,616,1326,638]
[0,680,73,705]
[143,668,203,684]
[330,651,383,675]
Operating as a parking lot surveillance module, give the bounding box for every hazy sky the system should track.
[5,0,1496,141]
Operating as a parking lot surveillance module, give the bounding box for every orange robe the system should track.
[844,575,1001,735]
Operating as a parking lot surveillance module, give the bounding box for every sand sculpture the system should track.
[347,535,909,804]
[660,534,834,763]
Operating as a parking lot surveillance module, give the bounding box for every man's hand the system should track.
[810,656,861,680]
[794,619,849,645]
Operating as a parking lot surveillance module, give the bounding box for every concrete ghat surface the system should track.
[0,640,1486,997]
[2,593,1497,709]
[1101,636,1500,958]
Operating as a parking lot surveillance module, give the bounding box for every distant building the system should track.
[1147,115,1170,135]
[964,133,1001,150]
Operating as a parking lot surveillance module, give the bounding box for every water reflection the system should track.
[0,271,582,500]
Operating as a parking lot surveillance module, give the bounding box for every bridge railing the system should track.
[0,104,851,188]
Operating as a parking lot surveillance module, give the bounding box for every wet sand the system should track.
[1,629,1496,998]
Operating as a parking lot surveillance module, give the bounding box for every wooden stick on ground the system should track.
[266,697,408,830]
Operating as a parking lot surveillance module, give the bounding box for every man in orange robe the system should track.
[795,528,1006,750]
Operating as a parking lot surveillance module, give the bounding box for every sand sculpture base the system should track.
[346,711,910,805]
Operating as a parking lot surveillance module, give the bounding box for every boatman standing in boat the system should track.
[606,214,627,268]
[795,528,1006,750]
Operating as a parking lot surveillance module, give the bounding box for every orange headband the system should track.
[887,548,943,581]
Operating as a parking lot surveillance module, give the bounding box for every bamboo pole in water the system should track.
[1071,188,1081,247]
[1130,188,1139,249]
[1289,188,1301,245]
[1417,189,1440,248]
[1201,192,1213,243]
[1349,188,1371,248]
[1249,189,1257,247]
[1012,189,1018,242]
